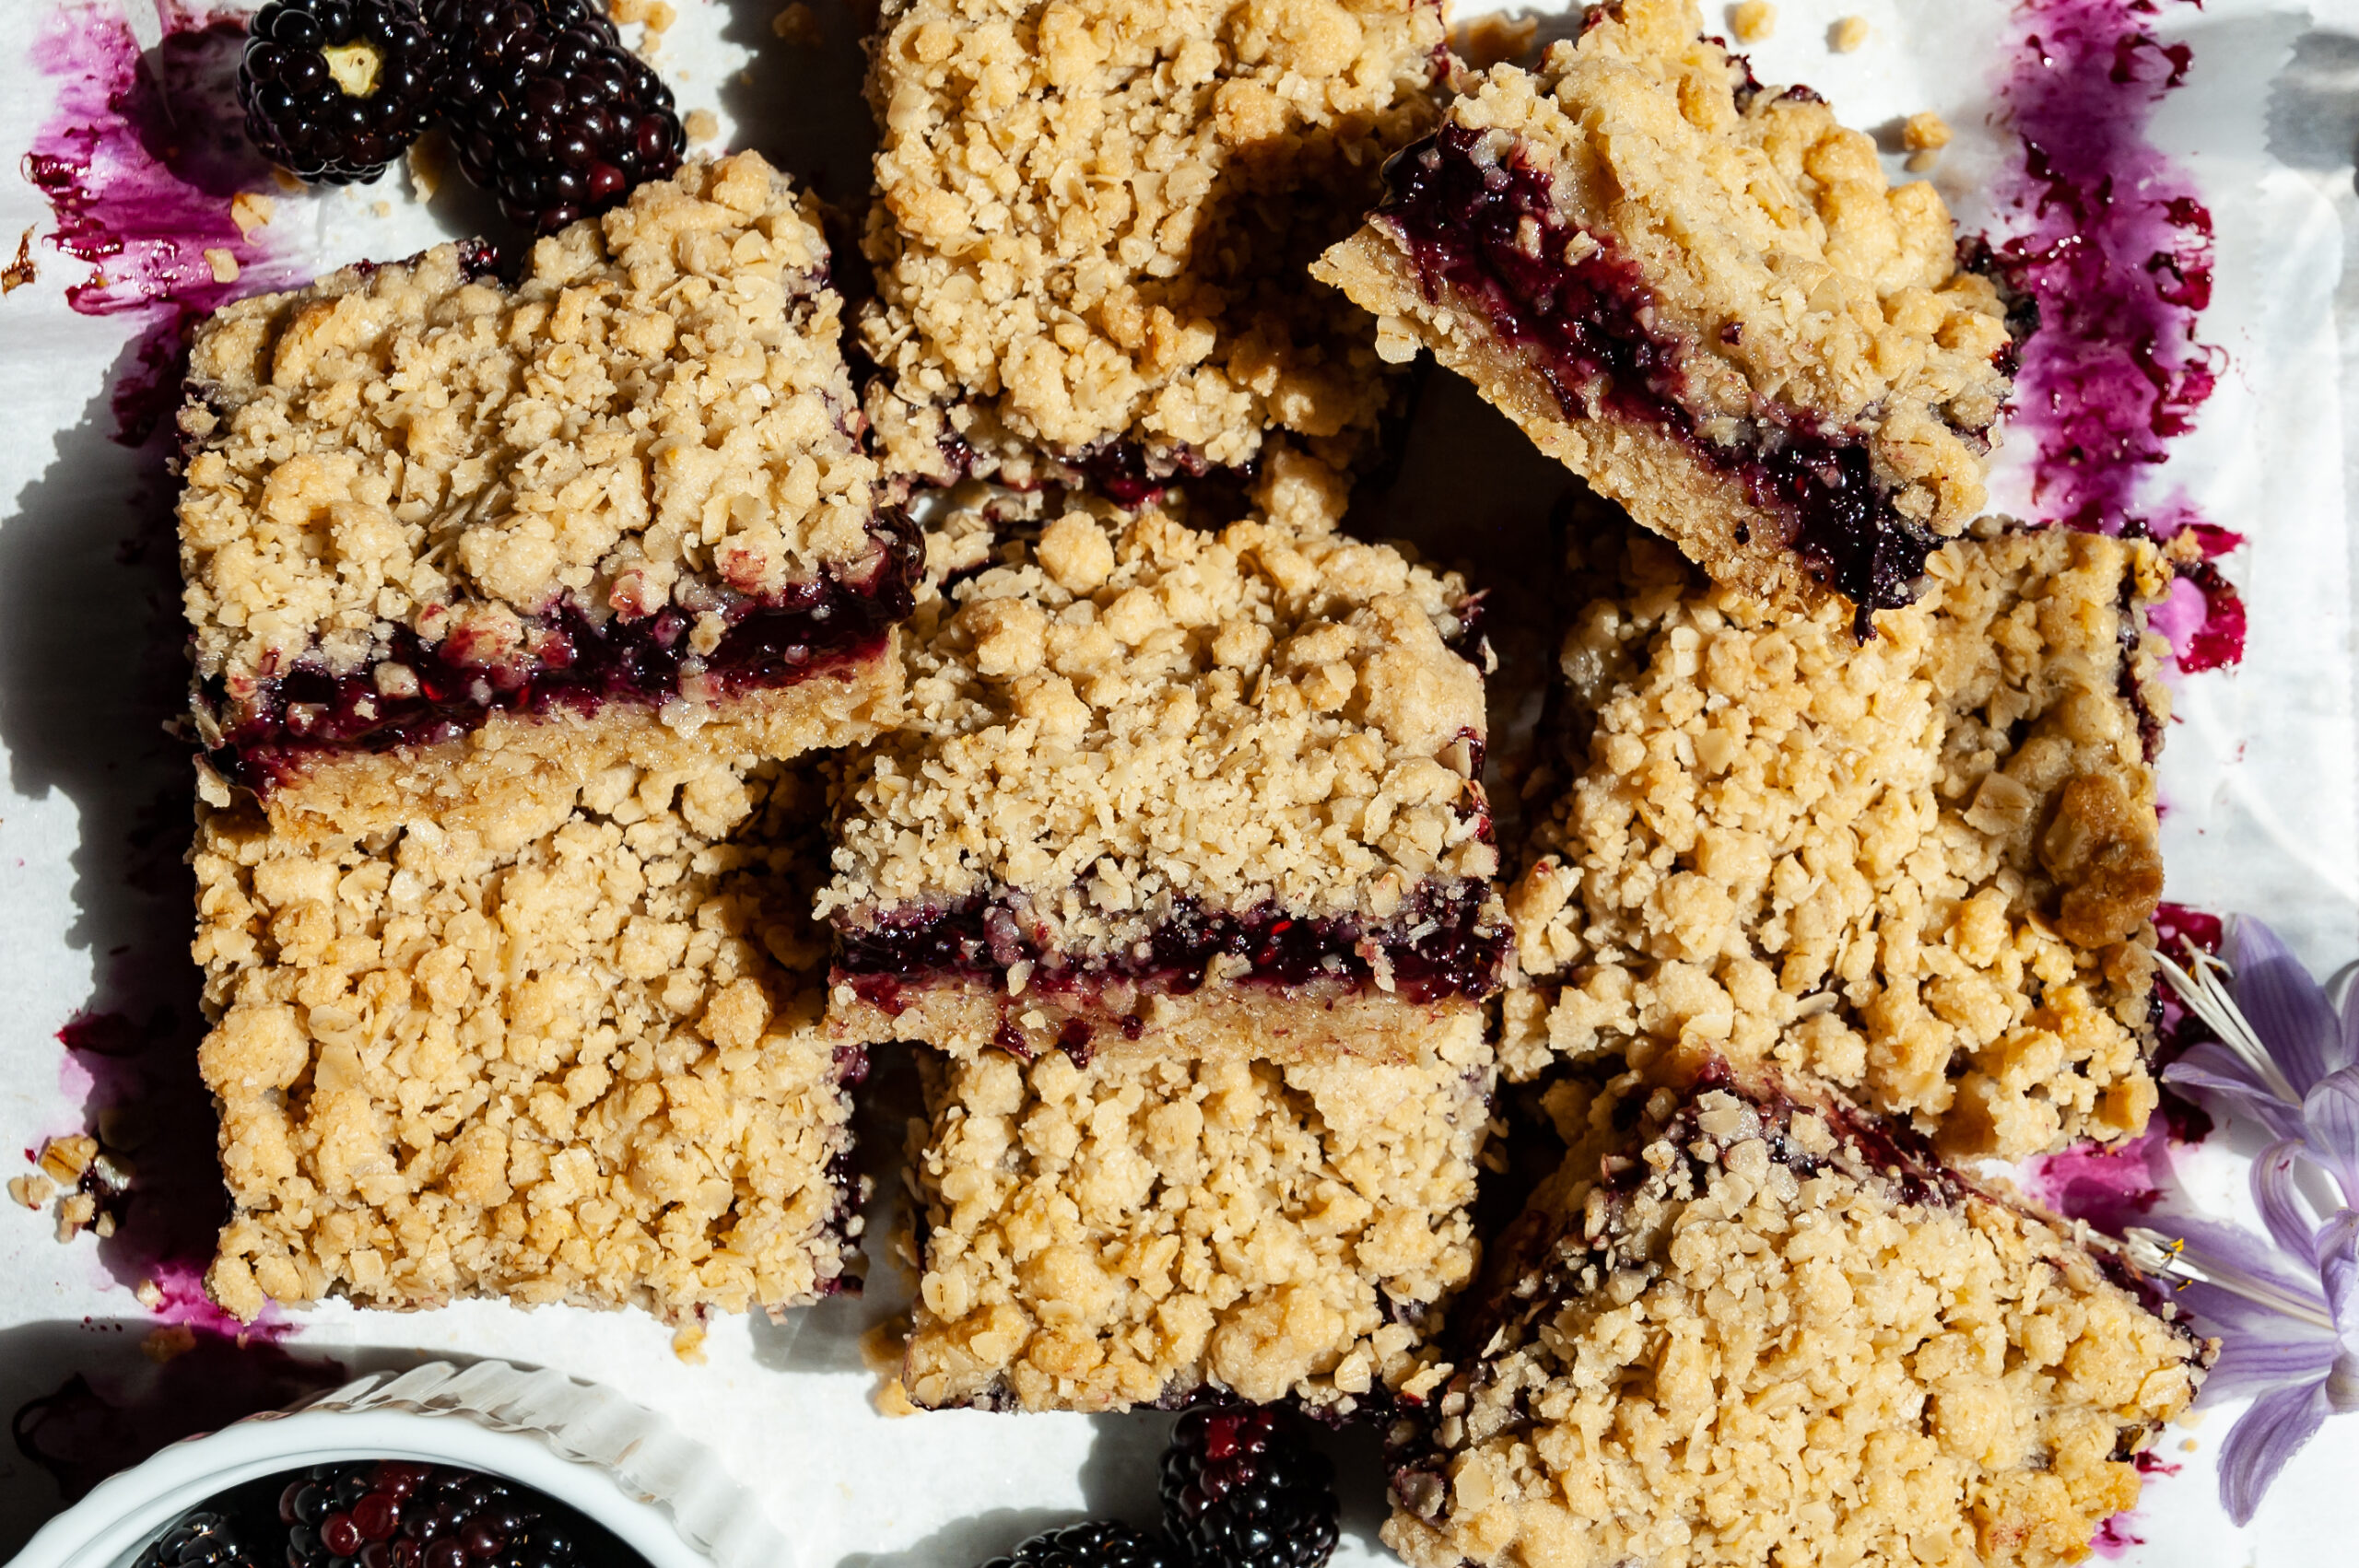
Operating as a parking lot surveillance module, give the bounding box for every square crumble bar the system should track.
[180,153,916,841]
[197,758,863,1323]
[1384,1051,2211,1568]
[822,474,1508,1062]
[859,0,1445,495]
[1504,521,2173,1159]
[1311,0,2015,625]
[902,1012,1492,1414]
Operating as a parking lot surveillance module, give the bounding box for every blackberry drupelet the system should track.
[428,0,687,234]
[982,1522,1187,1568]
[279,1461,586,1568]
[135,1513,260,1568]
[239,0,441,183]
[1158,1406,1339,1568]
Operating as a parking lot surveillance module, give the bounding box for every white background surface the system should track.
[2,0,2358,1562]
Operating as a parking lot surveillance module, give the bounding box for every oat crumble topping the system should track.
[904,1014,1491,1411]
[859,0,1445,489]
[1385,1056,2210,1568]
[1503,521,2171,1158]
[198,758,862,1322]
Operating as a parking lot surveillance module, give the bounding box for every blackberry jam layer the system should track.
[203,512,921,792]
[1377,125,1937,628]
[838,879,1508,1026]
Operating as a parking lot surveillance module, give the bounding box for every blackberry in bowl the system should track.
[12,1361,785,1568]
[239,0,442,182]
[427,0,687,232]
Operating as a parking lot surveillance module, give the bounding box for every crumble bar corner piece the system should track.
[1501,520,2174,1160]
[196,758,864,1324]
[180,149,918,843]
[1383,1048,2212,1568]
[1311,0,2015,624]
[820,489,1510,1064]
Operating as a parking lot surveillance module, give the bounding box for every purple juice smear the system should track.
[1989,0,2218,534]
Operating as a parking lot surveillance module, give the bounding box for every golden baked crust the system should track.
[197,759,861,1323]
[1385,1056,2209,1568]
[821,486,1506,1055]
[1311,0,2013,613]
[1503,521,2173,1159]
[179,153,909,831]
[859,0,1444,489]
[903,1013,1491,1413]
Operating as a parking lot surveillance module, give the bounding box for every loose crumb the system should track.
[1905,109,1954,171]
[369,199,393,217]
[55,1191,96,1242]
[135,1278,165,1310]
[771,1,819,43]
[1,227,32,294]
[645,0,675,29]
[874,1375,918,1418]
[229,192,275,239]
[671,1322,709,1363]
[1729,1,1775,42]
[6,1173,53,1210]
[142,1325,198,1363]
[684,107,719,142]
[204,248,241,284]
[37,1135,95,1186]
[271,167,303,193]
[1831,15,1871,51]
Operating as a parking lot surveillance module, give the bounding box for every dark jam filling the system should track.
[1376,125,1948,634]
[204,511,922,791]
[834,879,1507,1014]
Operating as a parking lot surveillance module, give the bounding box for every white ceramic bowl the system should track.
[6,1360,789,1568]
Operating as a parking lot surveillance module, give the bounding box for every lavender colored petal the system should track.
[2193,1311,2339,1400]
[2341,987,2359,1076]
[2303,1065,2359,1206]
[2251,1140,2322,1268]
[2318,1209,2358,1338]
[2231,917,2340,1094]
[2165,1045,2306,1140]
[2218,1378,2331,1524]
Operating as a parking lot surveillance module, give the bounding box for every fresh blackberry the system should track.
[135,1512,261,1568]
[279,1461,586,1568]
[981,1522,1187,1568]
[428,0,687,234]
[1157,1406,1339,1568]
[239,0,442,183]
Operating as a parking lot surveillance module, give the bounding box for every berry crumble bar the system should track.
[822,477,1508,1061]
[1384,1050,2210,1568]
[179,153,917,840]
[859,0,1445,495]
[1311,0,2015,626]
[1504,521,2172,1158]
[901,1014,1491,1412]
[197,758,863,1322]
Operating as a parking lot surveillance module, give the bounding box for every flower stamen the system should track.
[2154,941,2306,1105]
[2123,1226,2340,1333]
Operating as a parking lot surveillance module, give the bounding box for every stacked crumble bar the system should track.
[1385,1050,2211,1568]
[1313,0,2015,623]
[181,151,916,839]
[823,473,1508,1063]
[183,156,895,1322]
[1504,521,2171,1159]
[860,0,1445,493]
[834,475,1506,1410]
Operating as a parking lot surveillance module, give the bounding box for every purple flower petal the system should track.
[2169,1215,2335,1303]
[2304,1065,2359,1207]
[2194,1315,2339,1400]
[2251,1141,2322,1267]
[2318,1210,2358,1339]
[2218,1378,2331,1524]
[2165,1044,2307,1140]
[2340,986,2359,1076]
[2232,917,2341,1095]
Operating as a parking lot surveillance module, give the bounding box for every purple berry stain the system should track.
[1981,0,2246,673]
